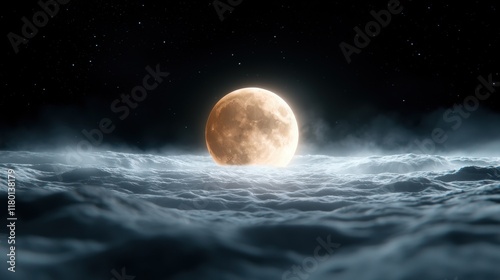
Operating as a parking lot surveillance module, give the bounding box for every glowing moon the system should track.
[205,87,299,167]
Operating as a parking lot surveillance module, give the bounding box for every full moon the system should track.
[205,87,299,167]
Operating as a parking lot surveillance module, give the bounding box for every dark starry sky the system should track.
[0,0,499,152]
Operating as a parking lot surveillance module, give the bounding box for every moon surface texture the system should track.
[205,87,299,167]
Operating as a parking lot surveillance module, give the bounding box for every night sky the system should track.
[1,0,499,154]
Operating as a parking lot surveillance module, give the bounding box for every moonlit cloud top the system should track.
[1,151,499,280]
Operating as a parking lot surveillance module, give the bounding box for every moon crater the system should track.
[205,87,299,167]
